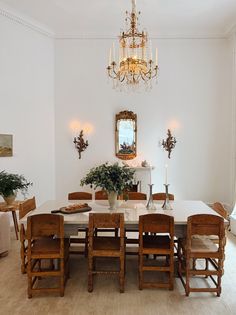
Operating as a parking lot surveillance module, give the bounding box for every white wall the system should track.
[0,15,55,204]
[55,38,233,205]
[0,9,233,207]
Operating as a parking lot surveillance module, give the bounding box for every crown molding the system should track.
[0,4,54,38]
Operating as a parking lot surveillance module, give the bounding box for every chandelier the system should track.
[107,0,158,90]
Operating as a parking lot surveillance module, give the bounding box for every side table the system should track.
[0,201,22,240]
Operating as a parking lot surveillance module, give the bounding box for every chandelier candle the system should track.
[155,48,158,66]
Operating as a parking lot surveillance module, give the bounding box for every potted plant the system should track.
[0,171,32,205]
[81,162,135,209]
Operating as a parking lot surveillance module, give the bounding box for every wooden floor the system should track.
[1,231,236,315]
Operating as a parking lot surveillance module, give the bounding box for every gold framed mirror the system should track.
[115,110,137,160]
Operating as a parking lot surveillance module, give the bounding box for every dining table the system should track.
[19,199,226,238]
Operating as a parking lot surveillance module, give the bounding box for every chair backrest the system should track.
[88,213,124,237]
[187,214,225,238]
[152,193,174,201]
[139,213,174,236]
[211,202,228,220]
[68,192,92,200]
[19,197,36,220]
[127,192,147,200]
[27,214,64,239]
[95,190,108,200]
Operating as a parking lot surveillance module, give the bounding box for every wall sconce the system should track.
[162,129,177,159]
[73,130,89,159]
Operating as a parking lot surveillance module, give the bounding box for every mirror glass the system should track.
[115,111,137,160]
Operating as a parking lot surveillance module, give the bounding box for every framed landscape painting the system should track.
[0,134,13,157]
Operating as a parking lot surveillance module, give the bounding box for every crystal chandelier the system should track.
[107,0,158,91]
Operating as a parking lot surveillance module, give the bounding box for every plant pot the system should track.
[108,191,118,210]
[3,193,16,205]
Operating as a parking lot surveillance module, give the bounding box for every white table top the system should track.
[20,199,220,226]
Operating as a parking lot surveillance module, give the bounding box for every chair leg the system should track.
[185,257,190,296]
[21,250,26,274]
[169,254,174,291]
[120,256,125,293]
[60,258,65,297]
[27,260,32,299]
[84,229,88,257]
[139,253,143,290]
[12,211,19,240]
[88,255,93,292]
[217,258,223,297]
[177,242,183,280]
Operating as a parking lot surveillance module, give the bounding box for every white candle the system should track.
[165,164,168,185]
[112,42,115,61]
[155,48,158,66]
[109,48,112,64]
[149,40,152,60]
[150,167,152,185]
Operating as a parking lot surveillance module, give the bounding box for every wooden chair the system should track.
[68,192,91,255]
[27,214,69,298]
[177,214,226,296]
[208,202,229,244]
[211,202,228,220]
[68,192,92,200]
[152,193,175,201]
[95,190,108,200]
[19,197,36,274]
[139,214,174,290]
[88,213,125,293]
[127,192,147,200]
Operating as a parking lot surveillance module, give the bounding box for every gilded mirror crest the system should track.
[115,111,137,160]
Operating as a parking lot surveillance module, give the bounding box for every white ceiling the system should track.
[1,0,236,38]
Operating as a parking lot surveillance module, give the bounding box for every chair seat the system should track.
[179,237,218,253]
[93,236,121,251]
[32,238,69,255]
[142,235,170,249]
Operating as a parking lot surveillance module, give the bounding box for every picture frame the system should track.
[0,134,13,157]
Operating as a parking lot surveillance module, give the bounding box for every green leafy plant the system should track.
[0,171,32,197]
[81,162,135,195]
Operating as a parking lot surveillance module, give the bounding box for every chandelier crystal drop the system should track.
[107,0,158,91]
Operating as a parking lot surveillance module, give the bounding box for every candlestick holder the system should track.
[162,184,172,210]
[146,184,156,210]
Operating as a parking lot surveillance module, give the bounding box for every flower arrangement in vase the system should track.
[81,162,135,209]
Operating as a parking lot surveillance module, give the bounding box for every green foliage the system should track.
[0,171,32,197]
[81,162,135,195]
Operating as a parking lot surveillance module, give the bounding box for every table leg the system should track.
[12,211,19,240]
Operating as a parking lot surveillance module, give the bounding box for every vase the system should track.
[3,192,17,205]
[108,191,118,210]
